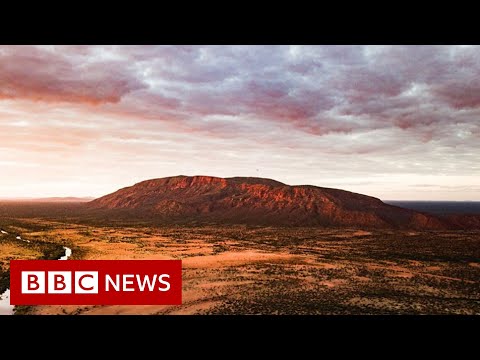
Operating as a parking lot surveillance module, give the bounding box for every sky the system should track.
[0,45,479,200]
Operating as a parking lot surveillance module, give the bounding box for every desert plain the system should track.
[1,201,479,315]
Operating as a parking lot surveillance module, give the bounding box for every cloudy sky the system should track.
[0,45,478,200]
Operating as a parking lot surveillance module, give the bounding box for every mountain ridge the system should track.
[89,175,459,229]
[0,196,95,202]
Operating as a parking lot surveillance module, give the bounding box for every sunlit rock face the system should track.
[89,175,452,229]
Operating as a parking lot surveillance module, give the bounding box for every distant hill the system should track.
[88,175,454,229]
[0,197,95,202]
[385,201,480,215]
[385,201,480,229]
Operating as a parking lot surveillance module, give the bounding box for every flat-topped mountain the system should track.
[89,175,451,229]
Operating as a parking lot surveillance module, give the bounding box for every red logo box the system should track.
[10,260,182,305]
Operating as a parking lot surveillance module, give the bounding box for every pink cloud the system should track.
[1,45,480,142]
[432,81,480,109]
[0,46,145,105]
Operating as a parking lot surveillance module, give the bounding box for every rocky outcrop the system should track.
[89,175,450,229]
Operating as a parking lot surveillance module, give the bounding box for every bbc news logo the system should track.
[10,260,182,305]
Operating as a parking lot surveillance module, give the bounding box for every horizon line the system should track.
[0,196,479,202]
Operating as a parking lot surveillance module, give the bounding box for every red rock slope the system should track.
[88,175,451,229]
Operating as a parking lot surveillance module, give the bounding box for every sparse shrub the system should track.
[213,244,229,254]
